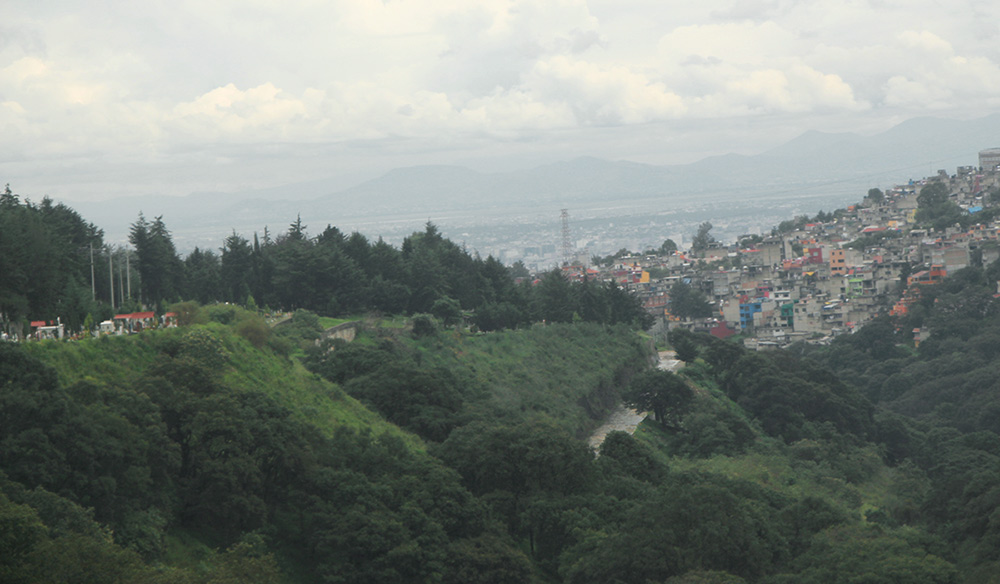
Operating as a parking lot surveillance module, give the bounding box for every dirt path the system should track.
[588,350,682,454]
[587,405,647,452]
[656,350,682,372]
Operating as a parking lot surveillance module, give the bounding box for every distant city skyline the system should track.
[2,1,999,203]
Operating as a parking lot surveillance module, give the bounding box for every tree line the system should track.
[0,187,109,336]
[172,216,652,331]
[0,186,651,335]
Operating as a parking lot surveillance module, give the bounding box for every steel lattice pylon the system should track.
[560,208,572,266]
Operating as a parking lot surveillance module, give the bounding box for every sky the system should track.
[2,0,999,202]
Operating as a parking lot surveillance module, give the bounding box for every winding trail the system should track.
[588,350,682,454]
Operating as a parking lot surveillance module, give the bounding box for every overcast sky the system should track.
[2,0,999,202]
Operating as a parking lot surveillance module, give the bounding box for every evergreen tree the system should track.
[221,232,254,303]
[183,247,223,304]
[129,214,181,307]
[670,281,714,319]
[692,222,715,253]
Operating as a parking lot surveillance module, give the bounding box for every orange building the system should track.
[829,249,848,275]
[907,266,946,287]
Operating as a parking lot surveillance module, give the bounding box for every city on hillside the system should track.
[580,147,1000,349]
[9,148,1000,346]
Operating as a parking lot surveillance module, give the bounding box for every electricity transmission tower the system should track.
[560,208,573,266]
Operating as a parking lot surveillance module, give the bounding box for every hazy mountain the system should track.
[69,113,1000,251]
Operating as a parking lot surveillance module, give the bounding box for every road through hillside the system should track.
[588,350,681,453]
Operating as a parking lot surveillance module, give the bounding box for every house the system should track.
[30,319,64,340]
[112,311,157,334]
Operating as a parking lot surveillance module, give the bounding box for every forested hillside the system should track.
[4,189,1000,583]
[1,184,650,339]
[0,187,106,333]
[1,302,656,583]
[3,320,499,583]
[802,261,1000,581]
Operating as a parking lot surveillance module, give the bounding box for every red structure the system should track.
[113,311,157,333]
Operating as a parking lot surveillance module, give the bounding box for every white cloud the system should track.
[2,0,1000,200]
[877,30,1000,109]
[652,21,867,116]
[658,21,798,68]
[171,83,310,141]
[527,56,686,124]
[897,30,954,53]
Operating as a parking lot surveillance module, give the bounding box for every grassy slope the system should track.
[20,321,915,580]
[405,322,652,437]
[634,361,904,524]
[22,320,649,577]
[25,325,418,447]
[25,320,649,451]
[22,325,425,579]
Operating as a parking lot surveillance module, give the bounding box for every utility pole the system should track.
[109,249,115,311]
[90,243,96,301]
[118,253,125,308]
[126,249,131,300]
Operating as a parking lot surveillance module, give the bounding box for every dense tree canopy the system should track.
[0,189,109,336]
[622,369,694,430]
[129,214,182,307]
[1,328,535,583]
[0,193,654,336]
[10,183,1000,583]
[670,280,714,319]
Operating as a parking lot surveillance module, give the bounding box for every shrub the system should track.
[179,328,229,369]
[169,301,206,326]
[235,315,270,348]
[411,314,438,338]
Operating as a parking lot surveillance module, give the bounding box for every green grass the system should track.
[317,316,353,329]
[639,420,868,517]
[315,313,408,330]
[370,315,410,329]
[633,373,896,521]
[162,528,215,573]
[26,324,423,451]
[402,322,651,437]
[220,333,417,446]
[25,333,162,387]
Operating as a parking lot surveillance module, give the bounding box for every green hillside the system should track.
[3,320,522,583]
[1,310,979,583]
[24,323,412,444]
[2,312,664,583]
[7,185,995,583]
[305,321,651,441]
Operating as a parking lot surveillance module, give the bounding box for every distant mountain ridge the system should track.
[69,112,1000,249]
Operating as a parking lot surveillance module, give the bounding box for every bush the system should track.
[266,335,294,358]
[431,296,462,327]
[669,328,699,363]
[204,304,240,325]
[179,328,230,369]
[168,301,206,326]
[411,314,438,338]
[235,315,270,348]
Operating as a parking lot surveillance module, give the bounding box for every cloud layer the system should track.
[2,0,999,199]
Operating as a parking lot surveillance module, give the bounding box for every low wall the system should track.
[321,321,360,343]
